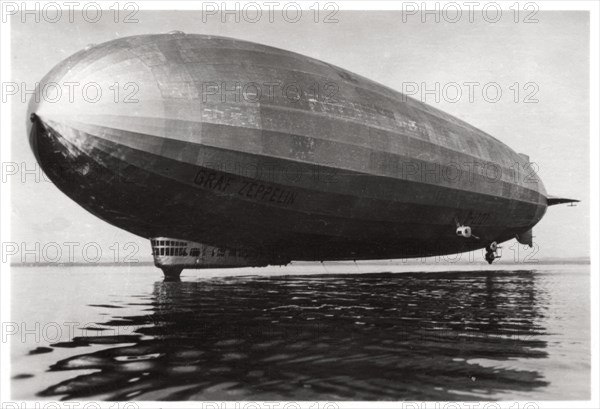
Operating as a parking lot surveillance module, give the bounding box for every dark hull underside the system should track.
[32,118,546,261]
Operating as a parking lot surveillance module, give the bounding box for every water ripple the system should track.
[29,270,577,400]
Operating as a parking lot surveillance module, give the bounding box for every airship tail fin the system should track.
[546,196,580,206]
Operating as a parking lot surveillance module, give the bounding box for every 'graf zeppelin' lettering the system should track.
[238,181,297,205]
[193,170,232,192]
[193,170,297,206]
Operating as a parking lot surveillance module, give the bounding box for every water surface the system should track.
[11,264,590,400]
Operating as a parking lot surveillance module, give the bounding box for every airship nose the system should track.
[27,88,56,177]
[26,101,69,189]
[27,112,42,164]
[25,41,133,186]
[26,79,71,183]
[26,83,43,163]
[25,50,75,178]
[25,49,108,195]
[26,38,164,185]
[24,38,167,234]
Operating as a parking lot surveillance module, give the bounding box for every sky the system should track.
[8,9,590,262]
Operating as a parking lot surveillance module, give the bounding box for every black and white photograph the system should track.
[0,1,598,408]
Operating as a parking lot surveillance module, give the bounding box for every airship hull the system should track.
[28,33,550,272]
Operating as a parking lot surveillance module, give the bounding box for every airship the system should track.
[27,32,577,278]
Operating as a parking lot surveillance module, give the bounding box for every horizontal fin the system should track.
[547,196,580,206]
